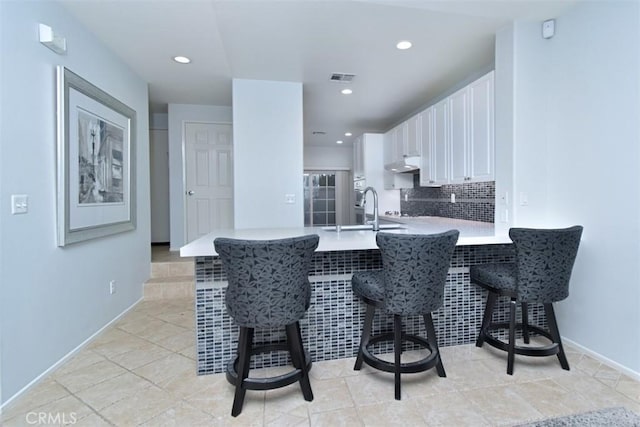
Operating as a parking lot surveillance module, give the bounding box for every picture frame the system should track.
[56,66,136,246]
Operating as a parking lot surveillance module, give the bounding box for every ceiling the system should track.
[60,0,577,147]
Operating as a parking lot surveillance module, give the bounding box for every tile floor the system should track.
[2,296,639,426]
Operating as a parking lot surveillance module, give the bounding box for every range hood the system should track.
[384,156,420,173]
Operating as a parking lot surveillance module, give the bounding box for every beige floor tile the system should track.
[263,384,311,421]
[155,329,195,352]
[305,378,354,414]
[86,327,132,348]
[461,384,544,426]
[186,387,265,424]
[75,371,154,411]
[90,331,152,359]
[357,398,426,427]
[139,401,216,426]
[107,341,174,370]
[575,354,603,376]
[441,358,515,391]
[154,310,196,330]
[136,321,190,344]
[310,407,362,427]
[616,376,640,402]
[52,350,106,378]
[161,369,226,399]
[413,390,491,426]
[552,374,640,412]
[99,385,175,425]
[509,378,595,418]
[54,359,127,393]
[133,353,196,388]
[345,372,398,406]
[0,379,70,421]
[179,344,197,360]
[74,413,112,426]
[309,357,363,381]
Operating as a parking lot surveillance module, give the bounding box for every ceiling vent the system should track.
[329,73,355,83]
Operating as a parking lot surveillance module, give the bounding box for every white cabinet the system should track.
[420,100,449,186]
[467,72,494,182]
[420,71,494,187]
[353,136,364,180]
[405,114,421,157]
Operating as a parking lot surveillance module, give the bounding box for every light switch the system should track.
[11,194,28,214]
[285,194,295,204]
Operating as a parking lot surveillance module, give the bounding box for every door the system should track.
[432,99,449,185]
[185,122,233,243]
[468,71,495,182]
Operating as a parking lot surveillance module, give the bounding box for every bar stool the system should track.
[351,230,459,400]
[214,234,319,417]
[470,226,583,375]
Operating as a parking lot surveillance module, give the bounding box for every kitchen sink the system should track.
[322,224,406,232]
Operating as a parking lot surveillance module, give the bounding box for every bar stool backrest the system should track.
[509,226,583,303]
[376,230,459,316]
[214,235,320,328]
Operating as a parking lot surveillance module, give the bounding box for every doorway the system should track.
[303,170,351,226]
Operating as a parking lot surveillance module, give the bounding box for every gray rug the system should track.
[518,407,640,427]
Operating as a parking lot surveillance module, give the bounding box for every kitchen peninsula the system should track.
[180,218,531,376]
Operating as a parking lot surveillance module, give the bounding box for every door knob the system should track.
[187,190,195,196]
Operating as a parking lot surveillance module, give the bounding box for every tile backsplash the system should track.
[400,176,494,223]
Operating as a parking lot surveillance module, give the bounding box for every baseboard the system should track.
[564,337,640,381]
[0,297,143,410]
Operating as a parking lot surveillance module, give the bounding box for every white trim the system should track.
[303,166,351,171]
[564,337,640,381]
[0,297,143,410]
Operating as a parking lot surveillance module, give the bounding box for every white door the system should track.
[468,71,495,182]
[185,122,233,243]
[449,87,468,184]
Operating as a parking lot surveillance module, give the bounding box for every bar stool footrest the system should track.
[361,332,440,374]
[226,342,313,391]
[482,322,560,357]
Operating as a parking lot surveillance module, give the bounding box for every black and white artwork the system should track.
[77,110,125,205]
[56,66,136,246]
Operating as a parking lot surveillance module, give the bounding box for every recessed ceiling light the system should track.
[341,88,353,95]
[336,140,343,144]
[345,132,352,137]
[173,55,191,64]
[396,40,412,50]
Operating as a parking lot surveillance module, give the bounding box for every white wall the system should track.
[232,79,304,229]
[167,104,232,250]
[0,0,150,404]
[304,145,353,171]
[499,1,640,373]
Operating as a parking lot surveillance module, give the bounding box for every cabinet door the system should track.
[353,136,364,180]
[449,87,468,184]
[468,71,494,182]
[419,107,434,186]
[406,114,421,157]
[431,99,449,185]
[393,124,408,162]
[383,130,394,166]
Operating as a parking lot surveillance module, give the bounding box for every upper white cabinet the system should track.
[467,71,494,182]
[405,114,421,157]
[420,100,449,186]
[420,71,494,186]
[353,135,365,180]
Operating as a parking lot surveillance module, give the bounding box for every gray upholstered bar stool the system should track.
[214,234,319,417]
[352,230,459,400]
[470,226,583,375]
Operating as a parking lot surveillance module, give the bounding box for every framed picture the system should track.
[56,66,136,246]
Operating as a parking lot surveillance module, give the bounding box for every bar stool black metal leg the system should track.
[423,313,446,377]
[545,303,570,371]
[231,327,254,417]
[286,322,314,401]
[507,299,517,375]
[394,315,402,400]
[354,304,375,370]
[477,292,497,347]
[521,302,530,344]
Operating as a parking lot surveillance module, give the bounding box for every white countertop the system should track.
[180,217,511,257]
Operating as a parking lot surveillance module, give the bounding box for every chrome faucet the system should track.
[362,186,380,231]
